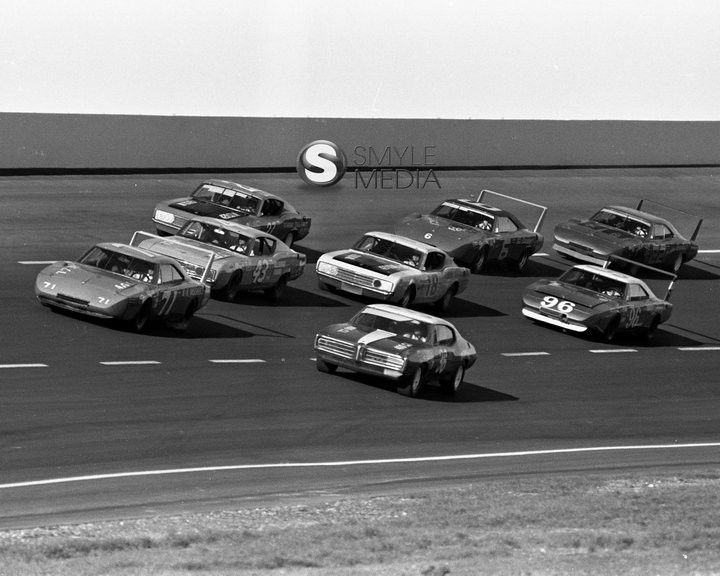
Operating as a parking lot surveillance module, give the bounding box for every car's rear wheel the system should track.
[215,270,243,301]
[471,247,489,274]
[284,231,295,248]
[316,358,337,374]
[128,301,152,332]
[441,363,465,395]
[435,284,458,312]
[168,300,197,331]
[397,286,416,308]
[510,249,530,273]
[668,253,683,274]
[399,366,424,397]
[265,274,288,303]
[644,315,661,342]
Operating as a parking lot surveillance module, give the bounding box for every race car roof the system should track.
[603,205,677,229]
[364,303,453,326]
[95,242,180,265]
[364,231,448,255]
[450,199,514,218]
[202,179,281,202]
[573,264,654,289]
[181,215,275,240]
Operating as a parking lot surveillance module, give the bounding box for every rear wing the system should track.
[477,189,548,233]
[636,199,703,242]
[130,231,215,284]
[604,254,677,301]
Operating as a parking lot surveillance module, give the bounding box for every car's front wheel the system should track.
[316,358,337,374]
[265,274,288,303]
[215,270,243,301]
[399,366,424,397]
[435,284,458,312]
[600,315,620,343]
[127,301,152,332]
[397,286,416,308]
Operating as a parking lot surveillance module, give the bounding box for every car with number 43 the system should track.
[521,263,674,342]
[314,304,477,397]
[152,179,311,246]
[396,189,547,273]
[131,217,306,302]
[35,243,212,331]
[315,231,470,310]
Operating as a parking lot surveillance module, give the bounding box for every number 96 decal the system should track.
[540,296,575,313]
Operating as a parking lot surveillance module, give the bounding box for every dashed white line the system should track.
[678,347,720,352]
[2,441,719,490]
[209,359,266,364]
[699,250,720,254]
[531,253,549,257]
[589,349,637,354]
[501,352,550,357]
[0,363,48,369]
[17,261,57,265]
[99,361,161,366]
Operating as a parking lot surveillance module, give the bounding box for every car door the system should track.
[255,198,286,238]
[419,251,447,301]
[433,324,459,377]
[248,236,278,288]
[154,263,188,317]
[621,283,652,329]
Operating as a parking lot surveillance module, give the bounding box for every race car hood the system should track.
[554,220,643,254]
[330,250,414,276]
[526,279,616,309]
[398,214,486,251]
[37,263,145,300]
[168,198,253,222]
[138,236,233,263]
[322,325,420,355]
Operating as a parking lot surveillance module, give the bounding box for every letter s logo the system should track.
[297,140,346,187]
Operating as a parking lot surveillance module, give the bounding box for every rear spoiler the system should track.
[636,199,703,242]
[604,254,677,301]
[477,189,548,233]
[129,231,216,284]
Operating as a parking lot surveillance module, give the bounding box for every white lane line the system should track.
[99,361,161,366]
[531,253,549,257]
[699,250,720,254]
[17,261,57,265]
[589,349,637,354]
[209,359,266,364]
[2,442,719,490]
[0,363,48,369]
[501,352,550,357]
[678,347,720,352]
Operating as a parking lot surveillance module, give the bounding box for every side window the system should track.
[425,252,445,271]
[255,237,276,256]
[159,264,183,284]
[436,325,456,345]
[627,283,649,301]
[494,216,518,233]
[652,224,673,239]
[261,199,283,217]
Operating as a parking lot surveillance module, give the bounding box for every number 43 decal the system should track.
[252,259,271,283]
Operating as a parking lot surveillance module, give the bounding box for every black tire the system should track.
[600,315,620,343]
[168,300,197,332]
[509,249,530,273]
[156,229,172,237]
[215,270,243,301]
[441,363,465,396]
[644,315,661,342]
[128,301,152,332]
[471,247,489,274]
[317,280,337,292]
[399,366,424,397]
[397,286,415,308]
[265,274,288,303]
[284,231,295,248]
[668,253,683,274]
[435,284,458,312]
[316,358,337,374]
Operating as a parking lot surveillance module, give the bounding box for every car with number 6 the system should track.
[316,231,470,311]
[314,304,477,396]
[522,263,674,342]
[35,243,212,331]
[152,179,311,246]
[130,217,306,301]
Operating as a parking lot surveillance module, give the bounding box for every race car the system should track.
[315,231,470,311]
[314,303,477,396]
[521,263,674,342]
[131,217,306,302]
[35,243,212,331]
[553,200,701,273]
[396,189,547,273]
[152,179,311,246]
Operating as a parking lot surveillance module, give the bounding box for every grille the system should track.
[173,216,189,229]
[316,336,355,359]
[568,241,592,253]
[56,293,90,306]
[335,268,375,288]
[362,348,405,371]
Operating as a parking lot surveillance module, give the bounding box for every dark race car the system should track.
[396,190,547,273]
[553,200,701,273]
[152,179,311,246]
[314,304,477,397]
[522,263,674,342]
[35,243,212,331]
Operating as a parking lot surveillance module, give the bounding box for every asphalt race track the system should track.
[1,168,720,528]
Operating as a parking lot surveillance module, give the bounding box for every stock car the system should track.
[553,201,701,273]
[315,231,470,310]
[396,190,547,273]
[152,179,311,246]
[314,304,477,396]
[131,217,306,301]
[521,264,674,342]
[35,243,211,331]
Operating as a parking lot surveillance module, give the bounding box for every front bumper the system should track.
[37,294,118,319]
[522,306,588,333]
[553,242,609,266]
[316,272,395,301]
[315,349,406,380]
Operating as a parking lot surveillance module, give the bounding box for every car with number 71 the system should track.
[521,263,674,342]
[131,217,306,301]
[35,243,212,331]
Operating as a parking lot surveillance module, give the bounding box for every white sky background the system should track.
[1,0,718,120]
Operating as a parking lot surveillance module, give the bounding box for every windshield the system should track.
[431,202,495,230]
[590,209,651,238]
[178,221,251,254]
[352,235,424,269]
[559,268,627,299]
[191,184,260,214]
[350,312,430,343]
[79,246,158,283]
